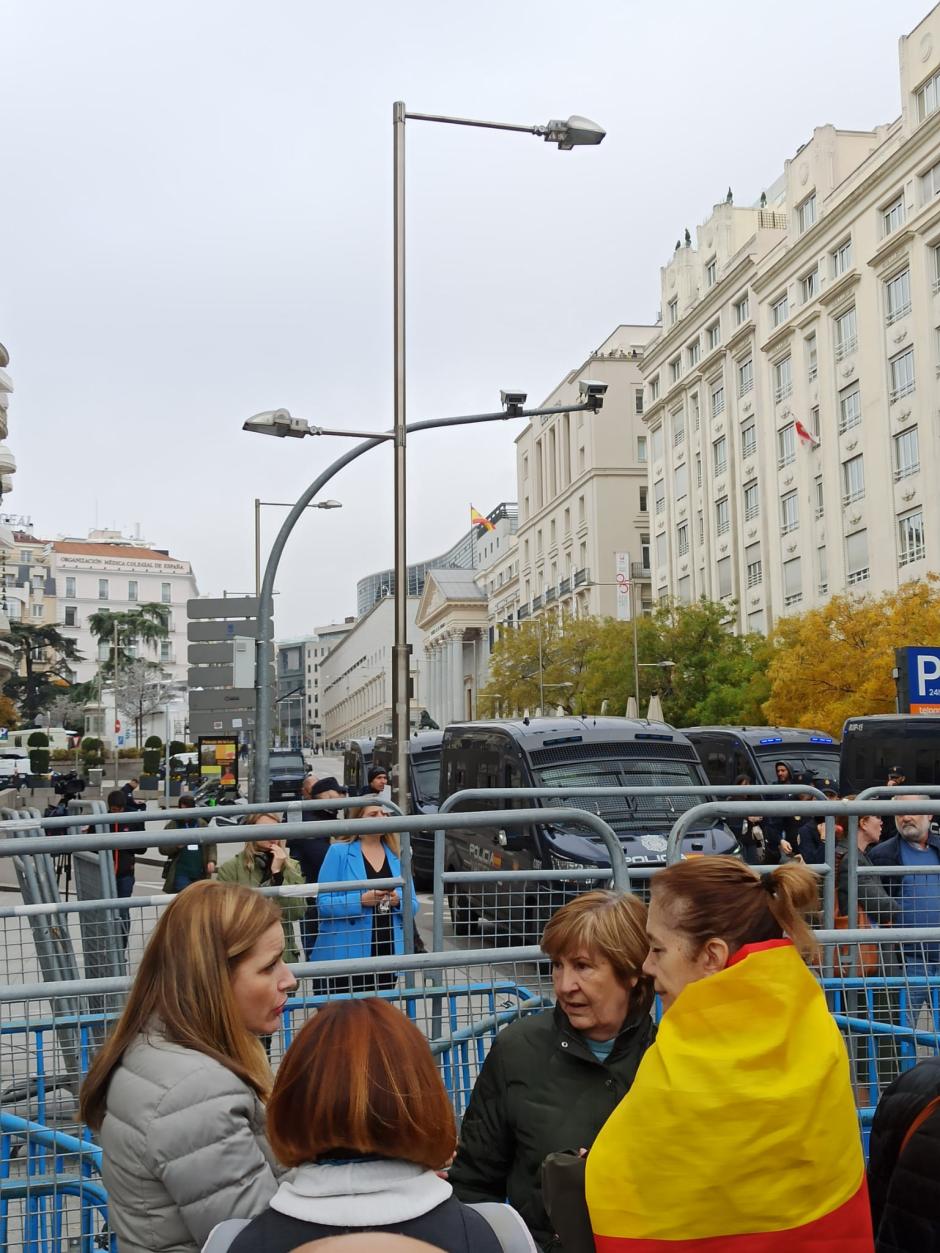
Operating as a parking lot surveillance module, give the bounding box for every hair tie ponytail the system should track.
[760,873,777,897]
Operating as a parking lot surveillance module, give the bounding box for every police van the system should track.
[439,716,738,939]
[683,725,840,790]
[840,714,940,794]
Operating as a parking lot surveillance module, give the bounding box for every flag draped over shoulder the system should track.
[586,939,873,1252]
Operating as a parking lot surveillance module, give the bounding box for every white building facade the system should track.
[642,6,940,630]
[53,531,199,685]
[275,620,354,748]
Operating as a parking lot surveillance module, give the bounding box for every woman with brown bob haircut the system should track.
[219,999,533,1252]
[79,881,297,1253]
[449,890,655,1252]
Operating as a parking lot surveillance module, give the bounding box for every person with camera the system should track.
[216,813,306,962]
[311,802,418,993]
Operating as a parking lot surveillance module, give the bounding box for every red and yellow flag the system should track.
[470,505,495,533]
[586,940,873,1251]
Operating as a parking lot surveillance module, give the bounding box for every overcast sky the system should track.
[1,0,931,635]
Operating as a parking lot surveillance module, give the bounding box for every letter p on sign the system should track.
[917,654,940,694]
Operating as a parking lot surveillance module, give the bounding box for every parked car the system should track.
[268,748,308,801]
[371,731,442,887]
[440,716,738,940]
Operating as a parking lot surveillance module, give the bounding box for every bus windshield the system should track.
[534,756,703,830]
[412,754,441,806]
[752,749,841,785]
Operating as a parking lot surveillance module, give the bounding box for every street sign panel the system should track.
[188,642,234,666]
[187,619,269,643]
[189,687,256,712]
[897,645,940,714]
[187,597,260,620]
[187,665,235,688]
[189,709,256,737]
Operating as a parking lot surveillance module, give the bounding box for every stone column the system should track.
[451,631,465,723]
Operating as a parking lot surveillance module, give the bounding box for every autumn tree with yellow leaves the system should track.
[762,576,940,736]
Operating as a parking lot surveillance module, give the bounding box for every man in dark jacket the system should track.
[760,761,800,862]
[121,777,145,812]
[358,765,389,799]
[868,1057,940,1251]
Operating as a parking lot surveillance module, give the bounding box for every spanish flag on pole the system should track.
[586,940,873,1251]
[470,504,495,532]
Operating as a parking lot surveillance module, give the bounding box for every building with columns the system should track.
[415,569,489,726]
[641,4,940,629]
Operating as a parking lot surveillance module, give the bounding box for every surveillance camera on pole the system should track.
[500,389,528,417]
[578,379,608,411]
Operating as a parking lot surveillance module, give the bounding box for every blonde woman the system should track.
[311,803,418,992]
[79,881,297,1253]
[217,813,306,962]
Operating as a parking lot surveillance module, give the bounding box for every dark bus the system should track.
[342,738,374,793]
[372,731,443,887]
[683,726,840,789]
[840,715,940,795]
[440,716,738,939]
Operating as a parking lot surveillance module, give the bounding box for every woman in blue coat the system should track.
[311,803,418,993]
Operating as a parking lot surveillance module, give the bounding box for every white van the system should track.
[6,727,81,752]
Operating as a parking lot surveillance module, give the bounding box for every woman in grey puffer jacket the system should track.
[80,880,298,1253]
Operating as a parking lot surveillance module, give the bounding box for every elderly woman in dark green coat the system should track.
[216,813,306,962]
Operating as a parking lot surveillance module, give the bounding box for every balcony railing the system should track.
[558,576,571,594]
[544,586,558,603]
[517,604,531,620]
[532,594,543,610]
[834,335,858,362]
[573,568,589,587]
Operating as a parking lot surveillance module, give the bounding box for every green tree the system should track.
[87,604,169,677]
[763,577,940,735]
[3,621,82,723]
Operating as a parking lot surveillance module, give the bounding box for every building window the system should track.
[705,257,717,288]
[741,422,756,459]
[846,529,869,585]
[65,576,76,598]
[922,159,940,202]
[885,269,912,324]
[933,243,940,294]
[127,580,138,602]
[668,297,678,325]
[733,294,750,325]
[745,542,762,588]
[898,510,926,566]
[841,454,865,506]
[737,357,754,396]
[834,306,857,361]
[687,339,700,368]
[98,578,109,600]
[672,409,686,447]
[64,605,77,627]
[771,292,789,327]
[654,479,665,515]
[655,532,667,575]
[670,356,682,383]
[677,523,689,557]
[717,556,733,599]
[800,267,818,302]
[893,426,920,480]
[741,479,759,522]
[715,497,730,536]
[675,461,689,501]
[889,347,915,401]
[780,490,799,534]
[639,485,648,512]
[810,405,820,440]
[697,511,704,544]
[31,604,43,619]
[838,382,861,434]
[713,435,727,476]
[773,356,792,403]
[831,238,853,277]
[650,425,663,461]
[677,574,691,604]
[797,192,817,234]
[695,452,702,489]
[161,581,172,604]
[641,534,651,570]
[649,376,660,403]
[160,640,172,662]
[882,194,905,237]
[635,388,644,415]
[747,609,765,633]
[814,475,824,519]
[777,423,795,468]
[710,381,725,418]
[916,67,940,121]
[706,320,721,350]
[783,556,802,606]
[805,332,818,381]
[817,544,828,595]
[637,435,647,463]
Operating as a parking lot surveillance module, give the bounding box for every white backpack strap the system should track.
[201,1218,251,1253]
[468,1201,539,1253]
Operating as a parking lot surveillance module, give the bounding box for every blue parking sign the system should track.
[905,647,940,713]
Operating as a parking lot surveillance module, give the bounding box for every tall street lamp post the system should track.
[390,104,605,814]
[254,499,342,596]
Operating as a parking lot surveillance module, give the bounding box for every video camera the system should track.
[52,771,86,800]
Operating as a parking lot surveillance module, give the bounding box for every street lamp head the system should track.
[542,115,606,150]
[314,499,343,509]
[500,389,528,417]
[243,409,312,439]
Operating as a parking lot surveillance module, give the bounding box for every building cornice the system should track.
[642,253,756,373]
[818,269,862,308]
[760,320,797,357]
